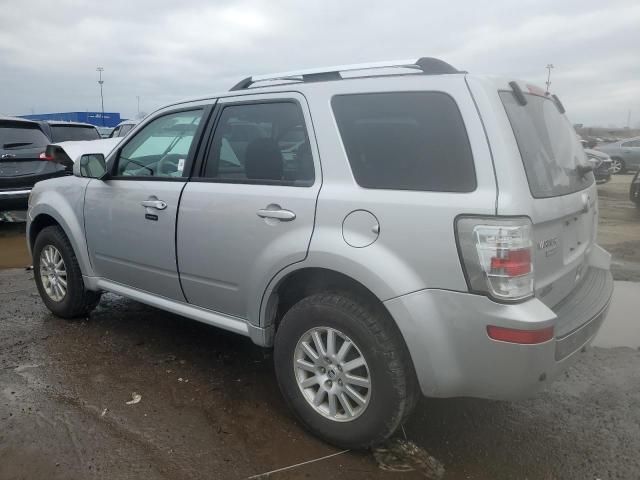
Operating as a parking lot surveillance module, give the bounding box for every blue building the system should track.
[20,111,122,128]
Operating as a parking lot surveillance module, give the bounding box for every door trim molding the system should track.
[91,277,250,337]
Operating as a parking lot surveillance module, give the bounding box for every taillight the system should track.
[39,152,54,161]
[456,217,534,301]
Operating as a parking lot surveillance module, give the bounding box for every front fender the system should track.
[27,177,94,278]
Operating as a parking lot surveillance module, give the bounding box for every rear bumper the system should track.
[1,169,69,211]
[385,246,613,400]
[0,188,31,211]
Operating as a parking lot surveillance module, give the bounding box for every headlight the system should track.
[586,155,603,168]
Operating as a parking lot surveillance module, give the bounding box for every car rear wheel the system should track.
[33,226,101,318]
[274,291,419,449]
[610,157,625,174]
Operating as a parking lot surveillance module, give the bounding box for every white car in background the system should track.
[44,137,123,170]
[109,119,138,138]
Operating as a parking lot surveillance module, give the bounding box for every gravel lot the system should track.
[1,175,639,479]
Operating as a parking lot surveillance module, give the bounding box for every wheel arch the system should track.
[259,266,410,350]
[28,200,94,278]
[264,266,421,412]
[268,267,382,323]
[28,213,59,252]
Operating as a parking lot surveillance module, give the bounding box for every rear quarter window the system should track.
[331,92,476,192]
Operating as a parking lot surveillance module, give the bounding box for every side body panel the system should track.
[82,101,213,302]
[84,180,187,301]
[619,140,640,169]
[26,176,95,276]
[177,92,322,321]
[289,75,497,298]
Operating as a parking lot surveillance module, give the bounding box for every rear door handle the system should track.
[257,207,296,221]
[141,199,167,210]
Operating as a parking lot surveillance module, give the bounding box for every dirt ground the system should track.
[0,222,31,269]
[1,175,639,480]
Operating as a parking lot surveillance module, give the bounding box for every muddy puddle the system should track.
[0,222,30,269]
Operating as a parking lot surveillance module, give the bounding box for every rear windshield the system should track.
[500,92,592,198]
[51,125,100,142]
[332,92,476,192]
[0,123,50,149]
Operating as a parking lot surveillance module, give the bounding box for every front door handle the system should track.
[141,199,167,210]
[257,206,296,221]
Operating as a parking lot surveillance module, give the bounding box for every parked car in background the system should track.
[37,121,101,143]
[97,127,114,138]
[630,170,640,209]
[27,58,613,448]
[44,137,123,170]
[109,119,138,138]
[595,136,640,174]
[1,117,70,215]
[584,148,612,184]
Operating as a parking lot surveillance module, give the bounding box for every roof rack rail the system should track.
[229,57,462,91]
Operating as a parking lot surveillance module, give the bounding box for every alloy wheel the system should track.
[39,245,67,302]
[293,326,371,422]
[610,158,623,174]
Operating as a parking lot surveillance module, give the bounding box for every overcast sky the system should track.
[1,0,639,127]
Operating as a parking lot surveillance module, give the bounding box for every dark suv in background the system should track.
[37,121,100,143]
[1,117,100,217]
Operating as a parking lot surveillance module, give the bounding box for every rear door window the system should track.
[331,92,476,192]
[202,102,314,186]
[50,125,101,142]
[500,92,592,198]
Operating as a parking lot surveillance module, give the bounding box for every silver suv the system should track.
[26,58,613,449]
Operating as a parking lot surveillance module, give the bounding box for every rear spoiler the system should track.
[508,81,567,114]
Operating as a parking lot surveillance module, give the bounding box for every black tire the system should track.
[274,291,419,449]
[33,226,101,318]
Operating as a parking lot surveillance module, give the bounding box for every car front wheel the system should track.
[33,226,101,318]
[274,292,418,449]
[610,157,625,174]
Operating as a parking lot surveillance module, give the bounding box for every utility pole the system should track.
[96,67,105,126]
[545,64,554,94]
[627,110,632,129]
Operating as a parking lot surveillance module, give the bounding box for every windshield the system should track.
[51,125,100,142]
[0,123,50,149]
[500,92,593,198]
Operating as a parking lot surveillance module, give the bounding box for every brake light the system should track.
[490,249,531,277]
[39,152,54,161]
[456,217,534,301]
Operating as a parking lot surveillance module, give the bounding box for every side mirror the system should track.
[74,153,107,179]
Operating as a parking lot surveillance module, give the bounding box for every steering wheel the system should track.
[157,154,180,175]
